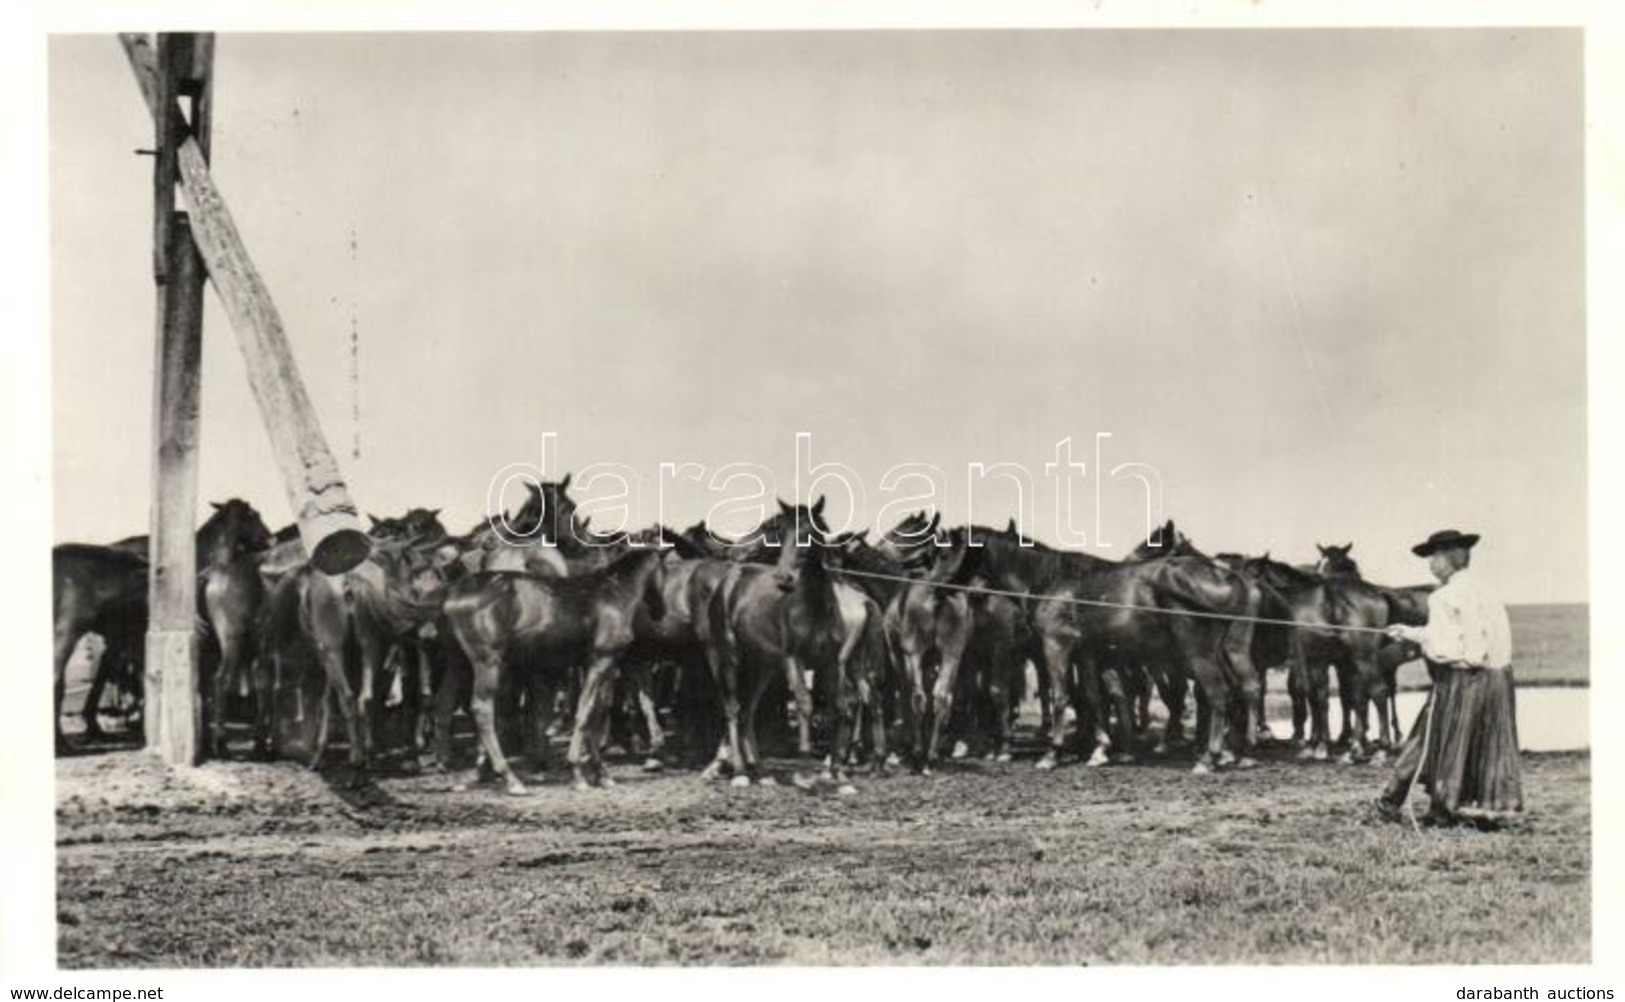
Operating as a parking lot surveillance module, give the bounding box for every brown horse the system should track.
[441,547,669,793]
[873,514,973,773]
[197,500,276,758]
[704,499,875,786]
[259,535,450,781]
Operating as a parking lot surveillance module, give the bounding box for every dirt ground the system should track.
[55,730,1590,967]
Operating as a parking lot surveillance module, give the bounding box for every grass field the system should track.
[56,742,1590,967]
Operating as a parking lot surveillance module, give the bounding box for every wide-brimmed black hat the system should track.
[1411,529,1481,557]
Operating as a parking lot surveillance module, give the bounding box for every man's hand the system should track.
[1385,624,1413,642]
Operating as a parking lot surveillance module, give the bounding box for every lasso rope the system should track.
[825,565,1393,636]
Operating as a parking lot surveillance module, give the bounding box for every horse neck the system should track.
[832,542,907,604]
[195,517,240,569]
[791,545,839,615]
[604,550,660,607]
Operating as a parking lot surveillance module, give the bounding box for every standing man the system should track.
[1375,529,1523,826]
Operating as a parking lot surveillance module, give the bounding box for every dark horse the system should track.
[441,546,669,793]
[52,545,148,748]
[1226,549,1394,762]
[957,523,1263,773]
[53,499,273,750]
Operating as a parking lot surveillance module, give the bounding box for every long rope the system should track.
[825,565,1392,636]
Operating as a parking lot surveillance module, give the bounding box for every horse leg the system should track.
[82,638,117,741]
[1336,658,1370,764]
[1152,666,1185,754]
[250,649,275,760]
[210,632,245,760]
[699,630,743,784]
[1101,665,1135,764]
[1357,648,1392,765]
[988,660,1014,762]
[466,652,526,796]
[629,660,667,771]
[783,654,814,757]
[568,655,619,790]
[54,625,84,749]
[742,661,776,785]
[1073,656,1112,768]
[927,650,964,772]
[1224,640,1263,766]
[312,636,368,784]
[1035,636,1073,771]
[1286,662,1308,748]
[1189,655,1229,774]
[1306,661,1332,761]
[356,626,390,772]
[901,649,928,772]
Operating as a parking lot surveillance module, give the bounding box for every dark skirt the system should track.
[1410,664,1524,818]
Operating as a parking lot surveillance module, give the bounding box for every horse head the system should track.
[1315,542,1359,578]
[369,507,447,545]
[201,499,273,562]
[770,497,833,592]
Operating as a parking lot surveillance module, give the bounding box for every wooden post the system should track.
[121,33,371,576]
[143,34,211,763]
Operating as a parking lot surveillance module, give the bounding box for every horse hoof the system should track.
[1152,743,1169,756]
[729,775,752,789]
[505,779,531,796]
[1336,752,1355,766]
[996,752,1013,764]
[1085,751,1109,768]
[1368,751,1389,768]
[885,753,902,768]
[642,758,665,773]
[1191,761,1213,776]
[1313,747,1330,762]
[1113,753,1137,766]
[951,741,970,760]
[1035,755,1057,772]
[1236,757,1259,770]
[571,779,591,793]
[758,775,778,788]
[838,784,858,796]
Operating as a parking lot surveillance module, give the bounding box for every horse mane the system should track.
[975,528,1110,591]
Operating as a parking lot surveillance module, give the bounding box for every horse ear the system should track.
[928,511,942,534]
[429,508,441,518]
[559,472,572,490]
[1007,517,1018,534]
[812,496,827,517]
[778,499,795,517]
[210,501,223,511]
[368,513,382,527]
[1342,543,1353,553]
[1316,543,1328,555]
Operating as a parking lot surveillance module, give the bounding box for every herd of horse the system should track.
[52,477,1433,794]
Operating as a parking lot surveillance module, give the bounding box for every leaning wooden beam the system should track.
[120,32,370,575]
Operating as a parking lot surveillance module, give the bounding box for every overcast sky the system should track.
[49,29,1586,602]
